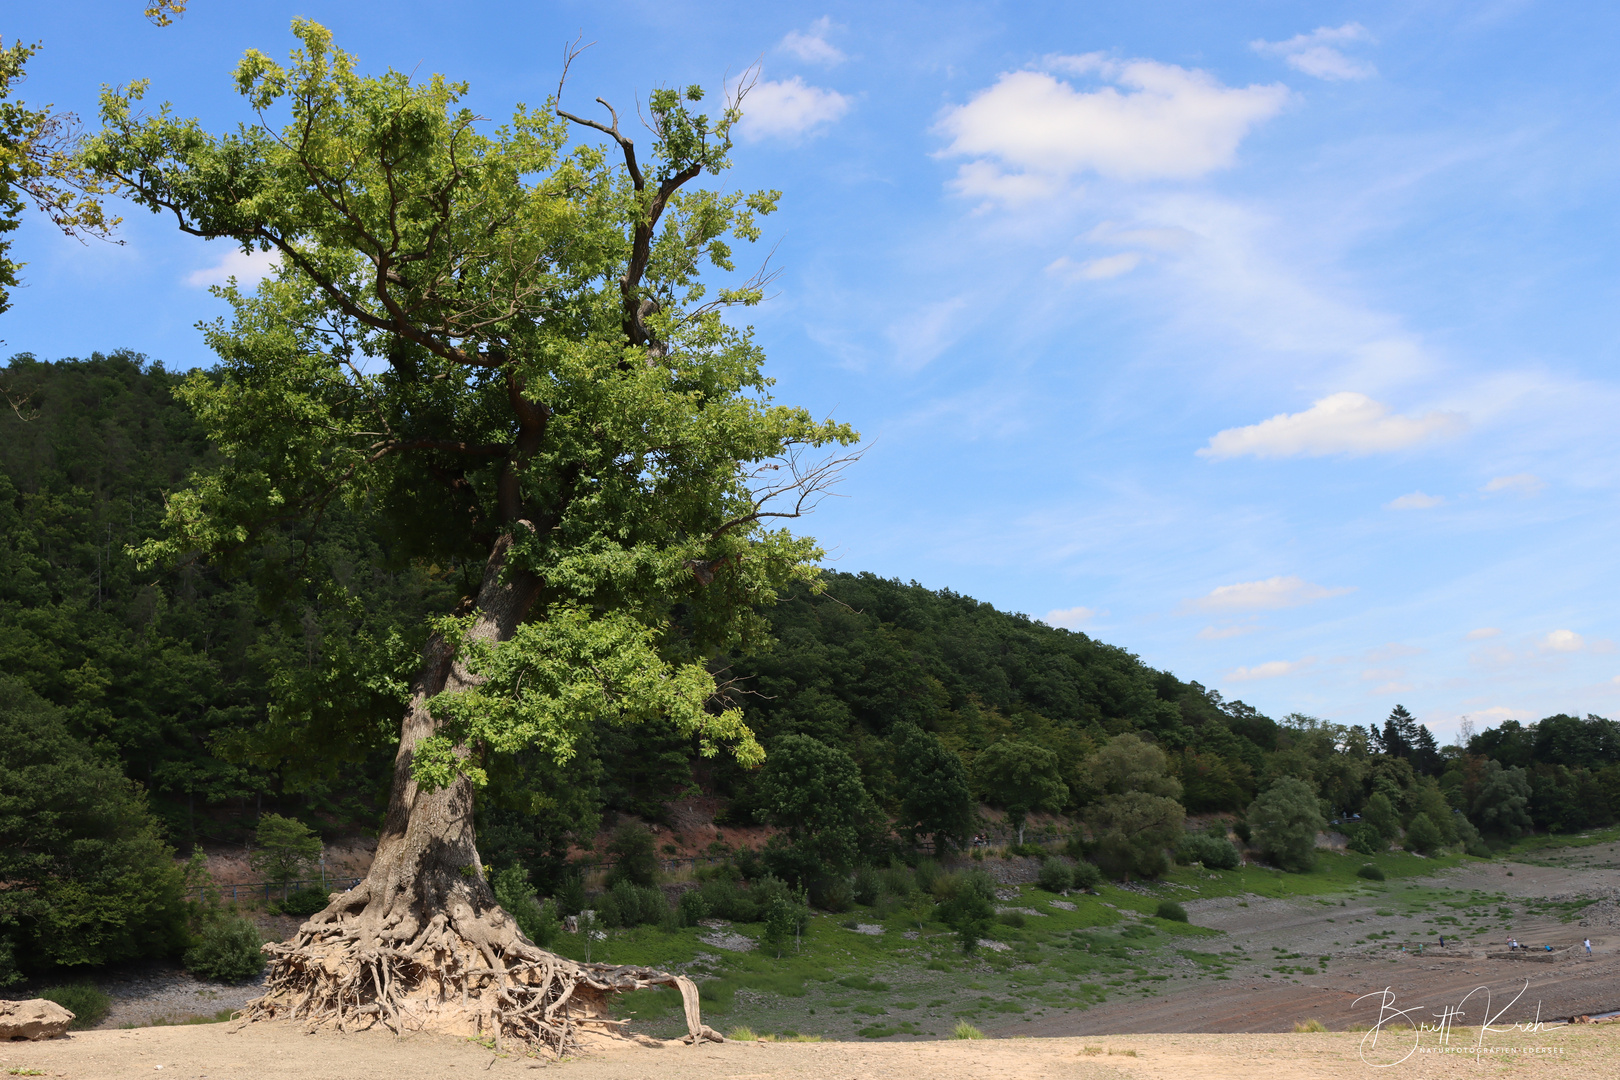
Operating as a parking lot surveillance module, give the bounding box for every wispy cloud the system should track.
[937,55,1288,204]
[780,17,846,65]
[1199,624,1261,640]
[1466,627,1500,640]
[1228,657,1315,681]
[1046,252,1142,281]
[1386,491,1446,510]
[1252,23,1378,81]
[1044,605,1102,629]
[1482,473,1545,496]
[1541,629,1584,652]
[1198,392,1465,459]
[1184,575,1354,613]
[186,247,280,289]
[738,76,851,140]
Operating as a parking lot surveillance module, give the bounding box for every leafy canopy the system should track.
[83,21,855,787]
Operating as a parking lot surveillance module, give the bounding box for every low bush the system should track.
[953,1020,985,1039]
[698,875,759,922]
[998,911,1026,928]
[852,866,881,906]
[601,881,667,928]
[1070,860,1103,891]
[1009,843,1047,857]
[880,864,914,898]
[1294,1018,1327,1033]
[1036,858,1073,893]
[676,888,711,927]
[184,914,265,982]
[812,877,854,913]
[269,886,330,919]
[1176,833,1241,870]
[912,858,942,897]
[492,866,559,947]
[1155,900,1188,923]
[1357,863,1386,881]
[1347,825,1386,856]
[38,982,110,1029]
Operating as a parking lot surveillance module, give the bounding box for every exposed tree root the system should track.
[241,886,722,1055]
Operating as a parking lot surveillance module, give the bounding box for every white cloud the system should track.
[738,76,851,140]
[1046,252,1142,281]
[1465,627,1500,640]
[1386,491,1446,510]
[1185,575,1354,613]
[1198,392,1466,459]
[1084,221,1198,251]
[780,17,845,65]
[1467,705,1535,724]
[937,57,1289,203]
[1252,23,1377,81]
[1044,605,1101,629]
[186,247,280,288]
[1198,624,1260,640]
[1541,629,1584,653]
[1228,657,1314,681]
[1482,473,1545,496]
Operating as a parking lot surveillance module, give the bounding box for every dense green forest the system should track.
[5,352,1620,976]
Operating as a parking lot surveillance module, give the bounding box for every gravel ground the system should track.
[95,962,268,1029]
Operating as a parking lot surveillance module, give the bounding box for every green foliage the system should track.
[600,881,668,928]
[1089,792,1184,879]
[183,914,265,982]
[936,869,996,953]
[86,20,853,808]
[554,872,587,917]
[1155,900,1188,922]
[953,1020,986,1039]
[1070,860,1103,891]
[1347,824,1386,856]
[852,865,881,906]
[1471,761,1533,838]
[37,982,111,1030]
[971,739,1068,843]
[270,886,330,918]
[492,865,558,947]
[1176,833,1240,870]
[1356,863,1385,881]
[1404,812,1443,855]
[675,887,711,927]
[0,677,186,977]
[1364,793,1401,840]
[604,823,660,889]
[756,734,880,883]
[890,723,974,856]
[249,813,321,889]
[1037,858,1074,893]
[1249,777,1325,873]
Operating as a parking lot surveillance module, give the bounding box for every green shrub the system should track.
[1347,824,1386,856]
[269,886,330,918]
[492,866,559,947]
[1248,778,1325,873]
[1155,900,1188,922]
[998,911,1026,928]
[852,865,881,905]
[812,877,854,913]
[1356,863,1385,881]
[184,914,265,982]
[0,679,187,978]
[1405,813,1443,856]
[953,1020,985,1039]
[698,876,758,922]
[1036,858,1073,893]
[554,872,587,917]
[1233,820,1252,844]
[676,888,711,927]
[1070,860,1102,891]
[913,859,942,896]
[605,880,667,927]
[38,982,111,1029]
[879,864,914,898]
[1009,842,1047,857]
[937,873,996,953]
[604,824,660,888]
[1176,833,1240,869]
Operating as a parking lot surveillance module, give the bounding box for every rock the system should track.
[0,998,75,1040]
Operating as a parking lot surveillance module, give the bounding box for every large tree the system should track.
[85,22,854,1050]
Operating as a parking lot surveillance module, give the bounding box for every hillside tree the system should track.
[84,21,854,1049]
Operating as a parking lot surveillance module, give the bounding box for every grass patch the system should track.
[954,1020,986,1039]
[37,982,110,1030]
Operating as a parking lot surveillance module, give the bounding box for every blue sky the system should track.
[7,2,1620,742]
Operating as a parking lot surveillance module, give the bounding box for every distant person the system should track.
[1586,938,1593,956]
[1439,936,1445,948]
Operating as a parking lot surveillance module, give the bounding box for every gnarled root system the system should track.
[241,883,721,1055]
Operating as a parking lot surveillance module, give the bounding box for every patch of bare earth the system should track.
[2,1023,1617,1079]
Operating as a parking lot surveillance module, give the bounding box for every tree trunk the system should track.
[243,530,721,1051]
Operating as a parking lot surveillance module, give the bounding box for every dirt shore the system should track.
[2,1022,1617,1080]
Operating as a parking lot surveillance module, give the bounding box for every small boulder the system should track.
[0,998,75,1040]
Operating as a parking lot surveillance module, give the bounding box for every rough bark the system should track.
[242,529,722,1052]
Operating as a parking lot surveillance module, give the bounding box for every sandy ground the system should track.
[2,1022,1617,1080]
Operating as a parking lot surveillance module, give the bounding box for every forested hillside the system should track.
[5,353,1620,975]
